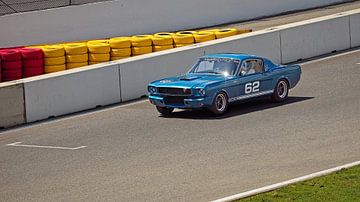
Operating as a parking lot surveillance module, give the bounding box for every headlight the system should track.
[197,88,206,96]
[148,86,157,93]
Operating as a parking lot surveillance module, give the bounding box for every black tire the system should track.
[271,79,289,102]
[156,106,174,115]
[209,92,228,115]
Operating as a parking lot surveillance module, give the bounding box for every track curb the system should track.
[212,160,360,202]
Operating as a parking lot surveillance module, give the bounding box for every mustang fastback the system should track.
[148,53,301,115]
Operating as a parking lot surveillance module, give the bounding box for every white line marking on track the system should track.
[6,142,87,150]
[211,160,360,202]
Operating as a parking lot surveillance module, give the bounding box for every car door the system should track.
[229,58,273,102]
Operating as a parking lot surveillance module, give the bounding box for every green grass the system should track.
[237,165,360,202]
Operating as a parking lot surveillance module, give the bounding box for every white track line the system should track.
[6,142,87,150]
[212,160,360,202]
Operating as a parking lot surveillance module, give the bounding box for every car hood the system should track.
[150,73,227,89]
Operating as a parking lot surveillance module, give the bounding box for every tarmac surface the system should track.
[1,2,360,201]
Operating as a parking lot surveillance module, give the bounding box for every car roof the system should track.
[202,53,262,60]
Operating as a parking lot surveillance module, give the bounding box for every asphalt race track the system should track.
[0,48,359,201]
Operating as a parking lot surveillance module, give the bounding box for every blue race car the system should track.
[148,53,301,115]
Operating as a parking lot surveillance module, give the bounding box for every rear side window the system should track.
[239,59,264,76]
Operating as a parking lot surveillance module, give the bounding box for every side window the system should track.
[253,59,264,73]
[239,59,263,76]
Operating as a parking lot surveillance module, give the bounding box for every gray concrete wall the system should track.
[0,82,25,128]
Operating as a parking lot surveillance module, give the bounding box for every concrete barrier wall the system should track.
[0,82,25,128]
[0,0,348,47]
[23,63,121,122]
[119,47,205,101]
[350,13,360,47]
[279,15,351,63]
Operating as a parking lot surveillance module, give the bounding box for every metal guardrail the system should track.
[0,0,111,16]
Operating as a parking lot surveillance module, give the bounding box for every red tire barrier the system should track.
[0,49,23,81]
[22,59,43,68]
[20,48,44,78]
[23,67,43,78]
[20,48,43,60]
[2,69,22,81]
[0,50,21,61]
[0,59,2,82]
[0,46,24,51]
[2,60,22,70]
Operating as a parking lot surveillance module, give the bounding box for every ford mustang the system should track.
[147,53,301,115]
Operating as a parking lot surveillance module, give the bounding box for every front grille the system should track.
[164,96,185,105]
[158,87,191,95]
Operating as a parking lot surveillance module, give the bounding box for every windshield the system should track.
[190,58,240,76]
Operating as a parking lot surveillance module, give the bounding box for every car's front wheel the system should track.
[271,79,289,102]
[209,92,228,115]
[156,106,174,115]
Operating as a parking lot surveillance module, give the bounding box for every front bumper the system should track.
[148,95,206,109]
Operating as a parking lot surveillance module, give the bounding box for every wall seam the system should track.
[118,64,122,102]
[349,16,352,48]
[22,83,27,123]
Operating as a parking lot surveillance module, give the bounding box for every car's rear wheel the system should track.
[209,92,228,115]
[156,106,174,115]
[271,79,289,102]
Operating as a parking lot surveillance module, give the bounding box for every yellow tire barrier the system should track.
[202,29,220,33]
[131,35,152,47]
[215,28,238,39]
[66,54,88,63]
[109,37,131,49]
[44,56,66,65]
[87,41,110,54]
[44,64,66,73]
[238,29,253,34]
[176,31,197,35]
[41,45,65,58]
[110,48,131,57]
[111,56,130,61]
[63,43,88,54]
[151,35,173,46]
[193,31,216,43]
[172,33,194,44]
[131,46,152,56]
[89,53,110,62]
[154,32,175,37]
[89,61,104,65]
[87,39,109,44]
[153,45,174,52]
[66,62,88,69]
[174,43,192,48]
